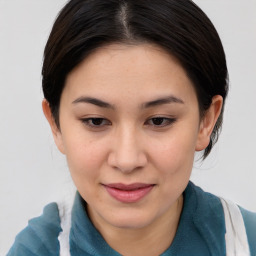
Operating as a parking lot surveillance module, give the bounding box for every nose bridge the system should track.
[108,123,147,172]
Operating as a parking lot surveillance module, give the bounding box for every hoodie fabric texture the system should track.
[7,182,256,256]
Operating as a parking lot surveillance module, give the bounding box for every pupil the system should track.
[92,118,103,125]
[153,118,164,125]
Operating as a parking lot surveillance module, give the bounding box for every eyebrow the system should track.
[142,95,184,108]
[72,95,184,109]
[72,97,114,109]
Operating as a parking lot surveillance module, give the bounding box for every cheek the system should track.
[149,132,197,206]
[63,133,108,183]
[63,138,109,204]
[149,128,198,178]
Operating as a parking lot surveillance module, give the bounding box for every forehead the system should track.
[63,43,197,105]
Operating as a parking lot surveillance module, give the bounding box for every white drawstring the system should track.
[57,182,76,256]
[220,198,250,256]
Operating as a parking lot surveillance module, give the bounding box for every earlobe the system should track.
[42,99,66,154]
[196,95,223,151]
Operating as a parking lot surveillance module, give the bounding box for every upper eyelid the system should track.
[80,116,174,120]
[147,115,175,119]
[80,116,176,125]
[81,117,111,126]
[145,116,176,121]
[146,117,176,122]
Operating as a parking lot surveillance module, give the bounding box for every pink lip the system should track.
[103,183,155,203]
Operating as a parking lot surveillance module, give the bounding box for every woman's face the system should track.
[48,44,216,230]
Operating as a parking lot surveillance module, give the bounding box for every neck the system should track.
[88,195,183,256]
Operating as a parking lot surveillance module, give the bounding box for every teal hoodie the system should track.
[7,182,256,256]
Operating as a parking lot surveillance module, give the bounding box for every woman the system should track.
[8,0,256,255]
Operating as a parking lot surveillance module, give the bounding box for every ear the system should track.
[196,95,223,151]
[42,99,66,154]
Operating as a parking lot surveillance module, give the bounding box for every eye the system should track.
[81,118,111,128]
[145,117,176,127]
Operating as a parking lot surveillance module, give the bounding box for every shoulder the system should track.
[7,202,62,256]
[185,182,226,253]
[188,182,256,255]
[187,181,224,212]
[240,206,256,255]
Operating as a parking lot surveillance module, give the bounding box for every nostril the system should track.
[107,151,147,173]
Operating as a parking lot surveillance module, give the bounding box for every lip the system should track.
[103,183,155,203]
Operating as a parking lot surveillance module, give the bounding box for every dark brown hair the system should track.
[42,0,229,159]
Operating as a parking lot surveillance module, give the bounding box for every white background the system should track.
[0,0,256,254]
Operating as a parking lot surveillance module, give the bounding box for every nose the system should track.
[108,126,147,173]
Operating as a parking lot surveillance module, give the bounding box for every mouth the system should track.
[103,183,155,203]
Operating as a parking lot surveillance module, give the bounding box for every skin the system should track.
[43,43,223,256]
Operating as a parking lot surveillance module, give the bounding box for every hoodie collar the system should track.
[70,181,225,255]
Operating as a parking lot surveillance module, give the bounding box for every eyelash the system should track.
[81,118,111,128]
[145,117,177,127]
[81,117,176,129]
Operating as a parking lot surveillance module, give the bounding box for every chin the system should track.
[103,209,156,230]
